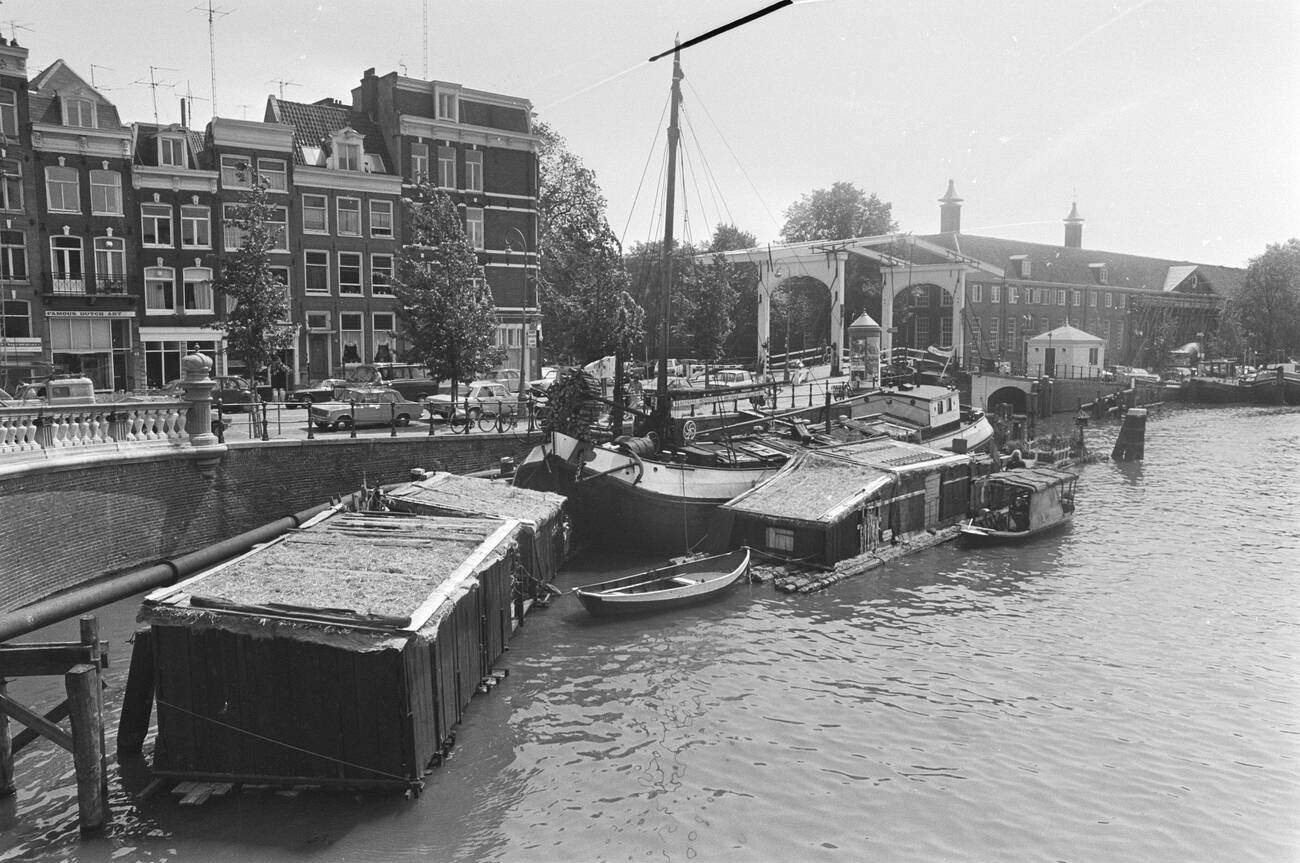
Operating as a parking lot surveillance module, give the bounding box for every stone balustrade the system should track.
[0,399,194,462]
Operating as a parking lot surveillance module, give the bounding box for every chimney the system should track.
[939,179,963,234]
[180,98,188,128]
[1064,200,1084,248]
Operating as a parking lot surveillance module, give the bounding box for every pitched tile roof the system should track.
[266,96,392,170]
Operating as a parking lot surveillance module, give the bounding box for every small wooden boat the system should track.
[574,548,751,616]
[959,467,1078,546]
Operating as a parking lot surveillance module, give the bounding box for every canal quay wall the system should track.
[0,433,539,613]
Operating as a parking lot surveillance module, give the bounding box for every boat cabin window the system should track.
[766,526,795,552]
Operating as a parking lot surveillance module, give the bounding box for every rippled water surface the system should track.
[3,405,1298,862]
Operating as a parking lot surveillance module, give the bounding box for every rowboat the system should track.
[574,548,751,616]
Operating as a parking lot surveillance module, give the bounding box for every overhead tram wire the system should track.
[684,77,782,236]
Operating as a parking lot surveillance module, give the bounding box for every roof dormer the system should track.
[157,128,188,168]
[329,126,365,171]
[60,88,97,128]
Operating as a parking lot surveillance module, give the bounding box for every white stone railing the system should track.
[0,399,193,463]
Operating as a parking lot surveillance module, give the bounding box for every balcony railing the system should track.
[44,274,130,296]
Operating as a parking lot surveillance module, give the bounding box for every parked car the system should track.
[424,380,517,422]
[309,386,424,431]
[527,367,561,396]
[162,375,256,411]
[288,378,348,408]
[15,375,97,405]
[351,362,441,401]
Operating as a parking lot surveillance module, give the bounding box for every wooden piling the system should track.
[0,679,13,797]
[1111,407,1148,461]
[66,664,106,831]
[117,628,155,755]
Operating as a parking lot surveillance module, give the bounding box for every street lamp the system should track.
[505,228,531,393]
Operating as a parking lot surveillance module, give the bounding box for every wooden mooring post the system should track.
[0,615,109,832]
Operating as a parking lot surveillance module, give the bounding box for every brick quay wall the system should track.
[0,433,540,612]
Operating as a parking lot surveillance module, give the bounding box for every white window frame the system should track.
[304,249,330,294]
[1056,289,1067,306]
[0,89,16,137]
[50,236,84,292]
[302,193,329,234]
[1,298,30,338]
[45,166,80,213]
[371,252,394,295]
[63,96,96,128]
[338,251,363,295]
[464,150,483,192]
[369,199,394,238]
[92,236,126,291]
[335,142,361,172]
[466,207,484,250]
[144,266,177,313]
[0,229,27,281]
[410,142,429,182]
[306,310,331,332]
[969,283,983,303]
[336,197,362,237]
[89,170,122,216]
[436,89,458,122]
[258,157,287,193]
[141,203,173,247]
[222,203,247,251]
[220,154,251,189]
[180,205,211,249]
[990,283,1001,303]
[182,266,214,314]
[340,312,364,364]
[267,206,289,252]
[0,159,22,211]
[437,147,455,189]
[1007,286,1018,305]
[159,136,186,168]
[1104,291,1113,308]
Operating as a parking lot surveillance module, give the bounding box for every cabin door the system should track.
[308,334,330,379]
[1043,347,1057,377]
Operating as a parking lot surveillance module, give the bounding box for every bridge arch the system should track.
[986,385,1029,414]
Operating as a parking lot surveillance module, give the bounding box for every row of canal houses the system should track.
[0,37,539,394]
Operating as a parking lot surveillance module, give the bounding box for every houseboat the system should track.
[959,467,1078,545]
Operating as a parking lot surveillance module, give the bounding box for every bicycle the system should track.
[477,405,519,433]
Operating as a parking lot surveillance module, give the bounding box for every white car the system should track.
[309,386,424,430]
[425,380,517,422]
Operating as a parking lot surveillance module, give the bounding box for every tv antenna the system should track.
[89,64,114,90]
[192,1,231,116]
[1,19,32,44]
[182,81,209,127]
[132,65,179,124]
[267,77,300,100]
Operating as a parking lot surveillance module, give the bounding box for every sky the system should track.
[14,0,1299,268]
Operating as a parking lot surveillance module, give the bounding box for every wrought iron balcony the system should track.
[44,274,131,296]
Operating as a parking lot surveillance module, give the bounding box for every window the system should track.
[50,236,84,292]
[1103,320,1113,345]
[340,312,364,364]
[1056,289,1066,306]
[373,313,396,363]
[1071,290,1082,307]
[464,150,483,192]
[1090,263,1108,285]
[270,267,292,321]
[1038,316,1049,335]
[222,204,246,250]
[766,526,794,553]
[991,283,1001,303]
[1012,256,1031,279]
[1088,290,1097,308]
[159,137,186,167]
[267,206,289,251]
[371,253,394,295]
[336,143,361,171]
[302,194,328,233]
[410,142,429,181]
[337,197,361,236]
[305,250,330,293]
[941,316,953,347]
[969,283,983,303]
[1,299,30,338]
[181,205,211,248]
[1104,291,1113,308]
[436,90,457,121]
[1006,317,1018,347]
[915,317,928,345]
[144,266,176,313]
[93,236,125,292]
[1088,347,1099,365]
[988,317,1000,350]
[1116,293,1125,309]
[183,267,214,313]
[0,89,15,137]
[1024,287,1035,304]
[306,311,330,331]
[141,203,173,247]
[438,147,456,188]
[0,159,21,210]
[220,154,251,188]
[258,158,287,192]
[89,171,123,215]
[45,166,80,212]
[913,286,929,307]
[370,200,394,238]
[465,207,484,249]
[0,230,26,281]
[1007,286,1018,304]
[63,97,95,127]
[338,252,362,295]
[940,288,953,307]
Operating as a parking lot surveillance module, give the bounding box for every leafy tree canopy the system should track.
[212,177,294,386]
[1236,238,1300,363]
[391,182,501,391]
[780,181,898,243]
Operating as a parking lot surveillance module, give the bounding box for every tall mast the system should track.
[655,44,683,416]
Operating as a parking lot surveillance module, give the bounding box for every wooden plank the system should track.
[66,664,106,831]
[0,691,74,752]
[405,520,521,632]
[117,628,155,755]
[0,680,12,796]
[0,643,106,677]
[12,699,71,755]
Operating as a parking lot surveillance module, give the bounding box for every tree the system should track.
[779,181,897,244]
[213,176,294,391]
[1237,239,1300,363]
[536,120,645,364]
[708,224,761,360]
[391,181,501,398]
[685,254,738,377]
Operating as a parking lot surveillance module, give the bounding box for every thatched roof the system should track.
[386,471,566,525]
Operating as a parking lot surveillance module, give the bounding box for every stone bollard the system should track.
[178,348,219,448]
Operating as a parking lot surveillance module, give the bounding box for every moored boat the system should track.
[574,548,751,616]
[959,466,1078,545]
[841,383,995,453]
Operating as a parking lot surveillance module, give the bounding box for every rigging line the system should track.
[683,77,781,235]
[537,59,651,112]
[619,92,672,249]
[648,0,795,62]
[681,105,737,233]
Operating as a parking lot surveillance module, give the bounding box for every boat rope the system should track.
[154,697,420,785]
[619,90,671,249]
[681,104,737,230]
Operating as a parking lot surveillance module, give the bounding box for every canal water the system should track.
[2,404,1297,862]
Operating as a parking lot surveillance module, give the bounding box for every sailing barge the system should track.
[136,510,530,789]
